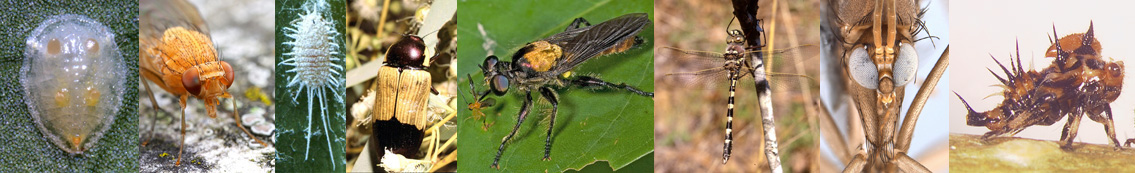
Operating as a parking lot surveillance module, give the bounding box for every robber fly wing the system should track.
[545,13,651,76]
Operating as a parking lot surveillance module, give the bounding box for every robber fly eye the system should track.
[893,43,919,87]
[490,74,509,95]
[848,45,878,89]
[483,55,500,73]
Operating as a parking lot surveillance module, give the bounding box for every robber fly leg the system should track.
[569,76,654,97]
[492,92,534,169]
[538,87,559,161]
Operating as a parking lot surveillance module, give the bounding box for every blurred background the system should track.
[654,0,821,172]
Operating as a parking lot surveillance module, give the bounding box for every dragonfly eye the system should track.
[220,61,235,88]
[182,67,203,96]
[490,74,509,95]
[893,43,919,87]
[848,46,878,89]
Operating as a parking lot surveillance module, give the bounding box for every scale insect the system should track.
[470,13,654,169]
[139,0,267,166]
[21,14,128,155]
[956,23,1125,150]
[279,0,345,169]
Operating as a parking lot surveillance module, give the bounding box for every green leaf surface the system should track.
[456,0,654,172]
[275,0,348,172]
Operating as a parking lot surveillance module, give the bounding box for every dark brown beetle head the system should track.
[384,34,428,70]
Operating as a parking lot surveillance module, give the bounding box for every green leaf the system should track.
[456,0,654,172]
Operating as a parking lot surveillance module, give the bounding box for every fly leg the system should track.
[569,76,653,97]
[492,92,534,169]
[538,87,558,161]
[141,77,159,147]
[177,95,188,166]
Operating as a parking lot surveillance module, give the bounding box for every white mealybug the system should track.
[279,0,344,169]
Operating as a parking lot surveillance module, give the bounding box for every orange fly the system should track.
[139,0,267,166]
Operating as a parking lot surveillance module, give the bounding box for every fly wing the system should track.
[542,13,651,77]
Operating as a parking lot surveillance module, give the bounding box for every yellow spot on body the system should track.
[55,88,69,107]
[86,38,99,53]
[728,103,734,109]
[48,38,61,55]
[85,87,100,106]
[561,71,573,78]
[725,139,731,143]
[728,116,733,122]
[726,129,732,134]
[522,41,562,72]
[70,135,82,150]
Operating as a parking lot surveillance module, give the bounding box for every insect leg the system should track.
[844,153,868,173]
[893,152,930,172]
[1087,104,1121,149]
[177,95,188,166]
[568,76,653,97]
[1059,112,1084,150]
[538,87,558,161]
[492,92,534,169]
[141,77,159,147]
[231,98,268,147]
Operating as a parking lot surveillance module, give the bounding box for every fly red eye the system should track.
[221,61,235,88]
[183,67,202,96]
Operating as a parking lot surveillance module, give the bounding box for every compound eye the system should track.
[220,61,235,88]
[483,56,499,72]
[490,75,509,96]
[893,43,919,87]
[848,46,878,89]
[182,67,203,96]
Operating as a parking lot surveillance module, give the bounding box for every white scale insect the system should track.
[279,0,345,169]
[21,14,128,155]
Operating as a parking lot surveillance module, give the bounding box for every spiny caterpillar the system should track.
[279,0,344,168]
[956,22,1124,150]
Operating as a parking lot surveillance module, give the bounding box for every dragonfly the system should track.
[819,0,947,172]
[139,0,267,166]
[658,28,818,165]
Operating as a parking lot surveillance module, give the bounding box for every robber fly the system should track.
[470,13,653,169]
[821,0,947,172]
[956,23,1125,150]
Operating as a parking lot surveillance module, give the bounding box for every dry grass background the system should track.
[653,0,822,172]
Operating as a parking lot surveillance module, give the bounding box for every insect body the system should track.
[139,0,265,166]
[374,34,431,130]
[823,0,942,171]
[22,14,128,154]
[957,23,1125,150]
[474,13,653,169]
[280,0,345,168]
